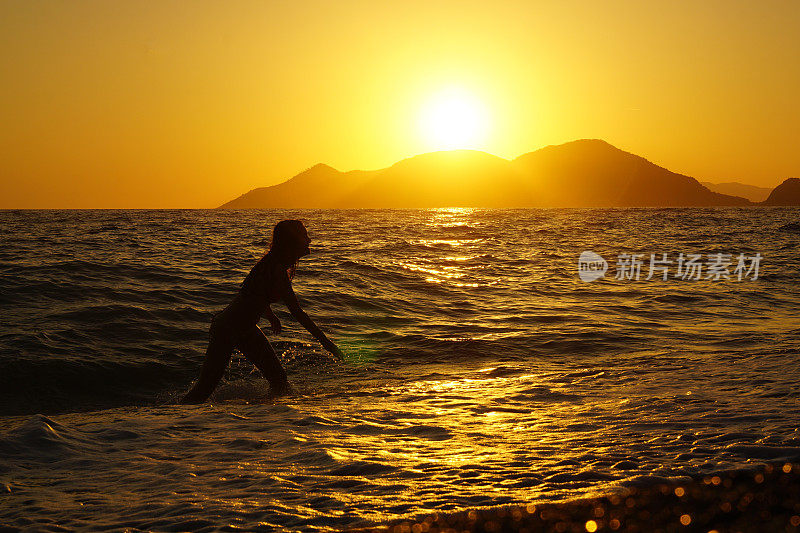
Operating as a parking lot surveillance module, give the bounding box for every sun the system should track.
[418,87,490,150]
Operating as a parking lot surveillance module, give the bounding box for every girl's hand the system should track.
[330,346,345,361]
[268,314,282,335]
[323,340,344,361]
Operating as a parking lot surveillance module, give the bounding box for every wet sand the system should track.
[359,463,800,533]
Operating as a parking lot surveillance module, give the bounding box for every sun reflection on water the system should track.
[395,208,500,287]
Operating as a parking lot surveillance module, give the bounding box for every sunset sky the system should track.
[1,0,798,208]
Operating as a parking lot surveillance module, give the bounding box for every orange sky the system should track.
[1,0,798,208]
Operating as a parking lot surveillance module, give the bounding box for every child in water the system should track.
[181,220,343,403]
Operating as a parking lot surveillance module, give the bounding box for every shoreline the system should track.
[355,462,800,533]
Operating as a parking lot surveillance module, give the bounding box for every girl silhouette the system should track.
[181,219,343,403]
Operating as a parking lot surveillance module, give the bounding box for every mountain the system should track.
[510,139,748,207]
[338,150,527,208]
[219,139,752,208]
[701,181,773,203]
[218,163,373,208]
[762,178,800,206]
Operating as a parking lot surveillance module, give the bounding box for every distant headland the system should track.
[219,139,798,208]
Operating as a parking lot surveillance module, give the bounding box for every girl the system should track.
[181,219,343,403]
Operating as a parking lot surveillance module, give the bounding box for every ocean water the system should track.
[1,208,799,531]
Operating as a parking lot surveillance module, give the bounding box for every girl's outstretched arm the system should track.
[282,284,344,360]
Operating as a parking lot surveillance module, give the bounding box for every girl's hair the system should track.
[268,219,306,280]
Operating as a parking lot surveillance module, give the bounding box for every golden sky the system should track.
[1,0,798,208]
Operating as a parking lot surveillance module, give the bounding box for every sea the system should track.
[1,208,798,531]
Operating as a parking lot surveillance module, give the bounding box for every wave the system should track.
[0,208,798,419]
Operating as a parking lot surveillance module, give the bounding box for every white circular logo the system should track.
[578,251,607,282]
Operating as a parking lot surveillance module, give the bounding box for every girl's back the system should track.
[220,253,288,333]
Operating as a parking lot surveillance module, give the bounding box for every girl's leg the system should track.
[236,325,290,395]
[180,321,235,404]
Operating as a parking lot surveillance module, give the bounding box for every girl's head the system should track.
[269,220,310,277]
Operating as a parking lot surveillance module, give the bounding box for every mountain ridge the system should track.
[701,181,773,203]
[219,139,764,208]
[762,178,800,206]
